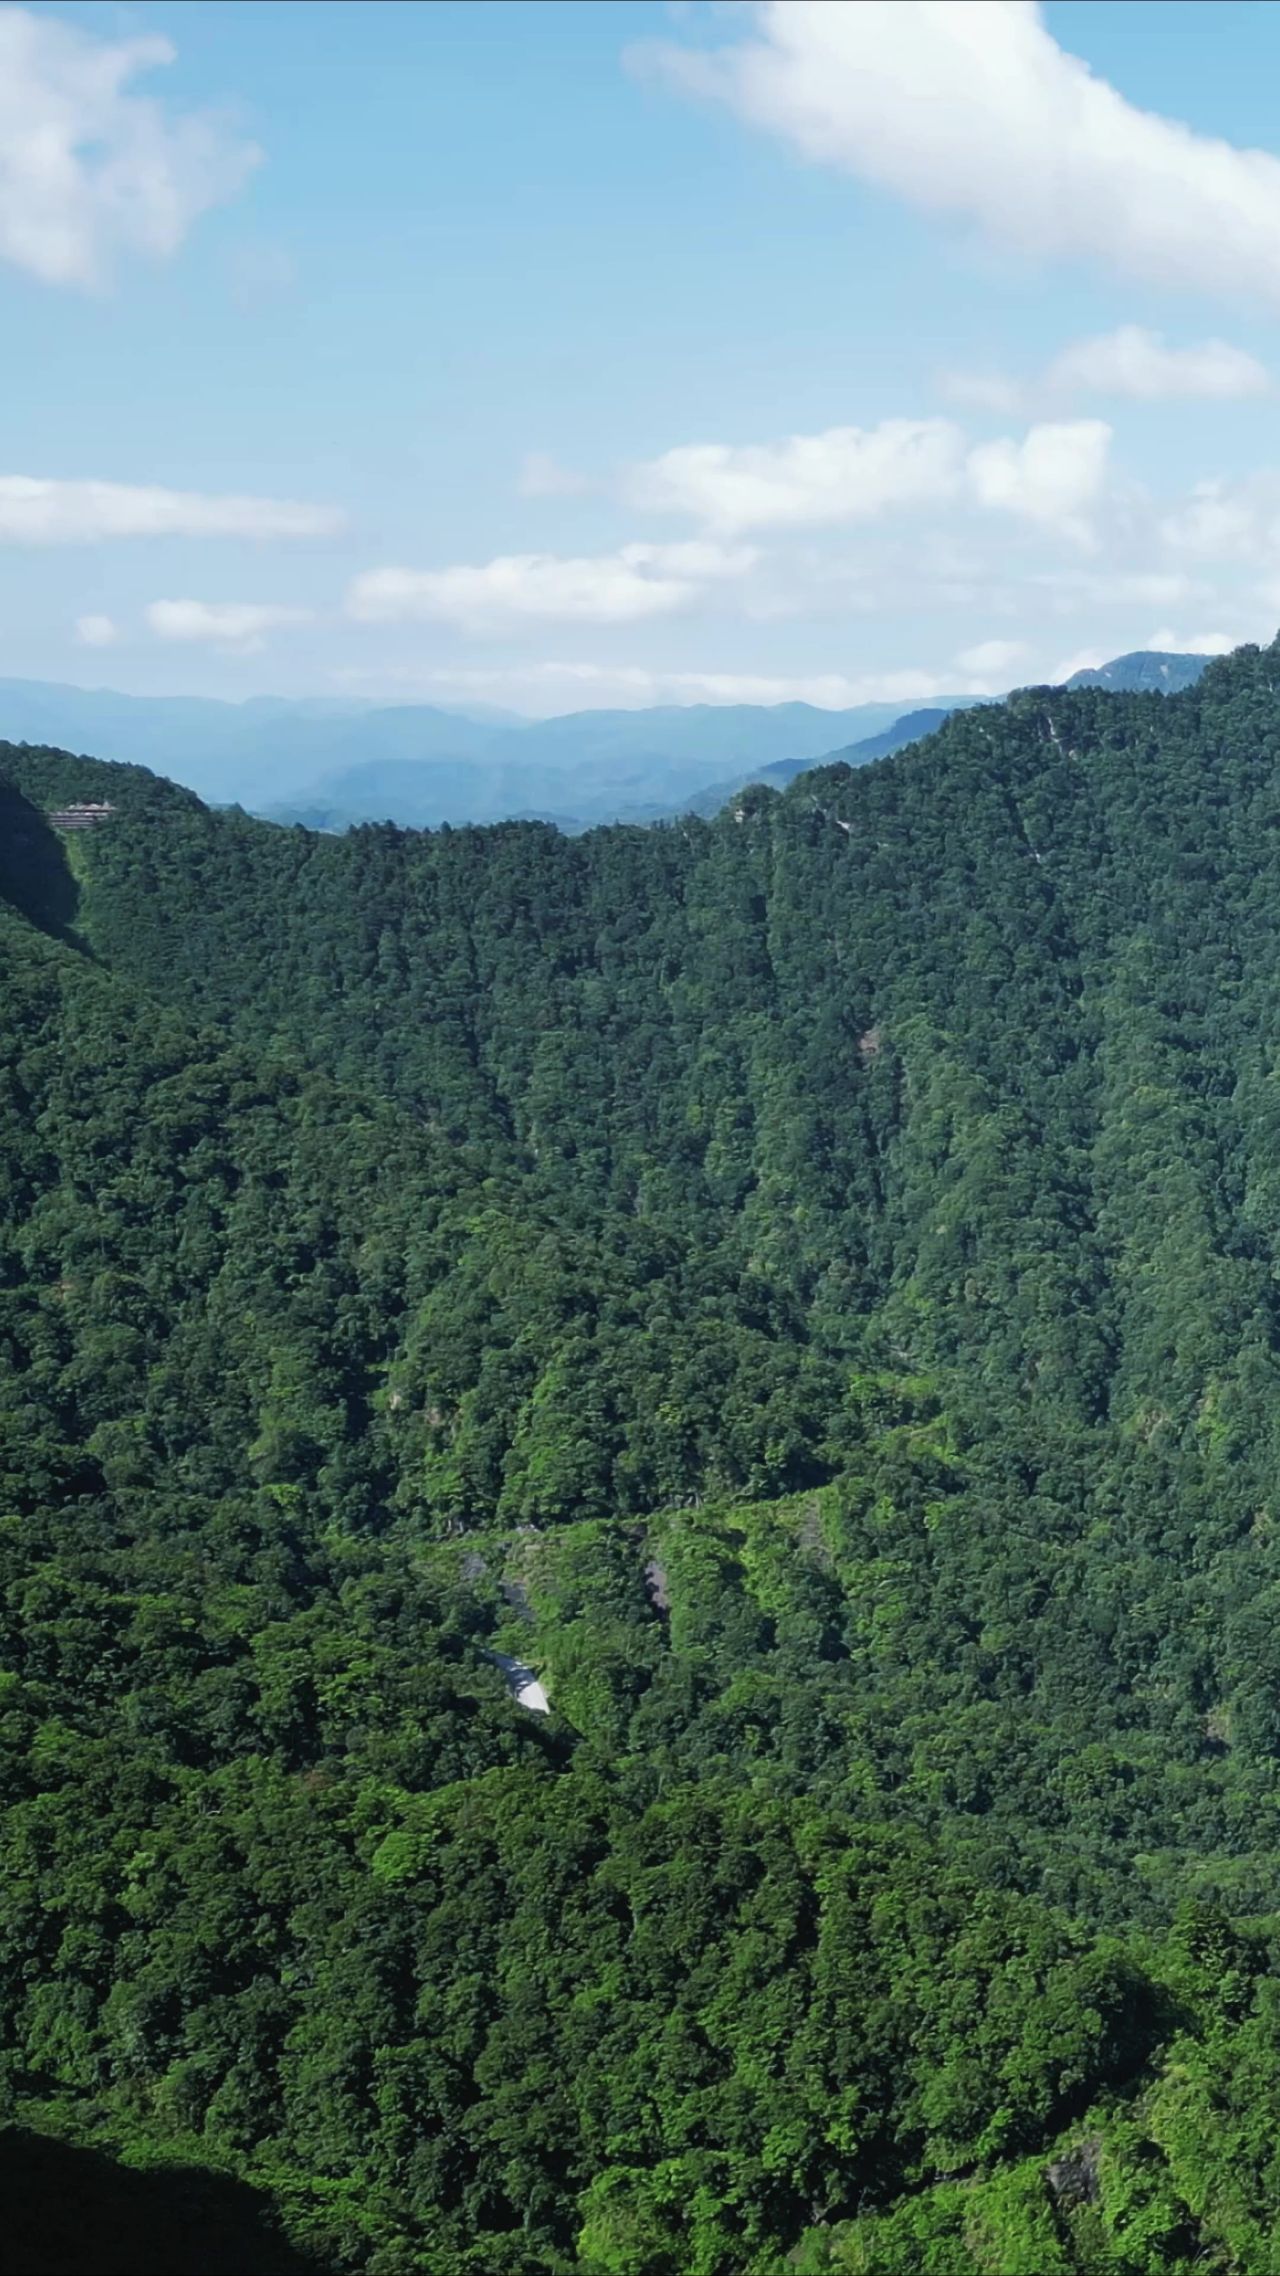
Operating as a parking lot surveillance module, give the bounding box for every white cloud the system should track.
[628,419,964,533]
[1050,646,1107,682]
[966,420,1111,542]
[518,452,590,499]
[0,476,343,543]
[1045,326,1270,400]
[1145,625,1242,656]
[1156,477,1280,568]
[345,541,756,630]
[0,5,259,288]
[629,415,1110,539]
[641,0,1280,309]
[145,599,313,653]
[955,637,1027,678]
[637,541,756,578]
[643,540,760,578]
[74,611,119,647]
[946,328,1269,415]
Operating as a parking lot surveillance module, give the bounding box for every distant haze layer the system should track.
[0,651,1210,832]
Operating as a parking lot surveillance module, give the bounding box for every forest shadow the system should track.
[0,783,81,941]
[2,2128,326,2276]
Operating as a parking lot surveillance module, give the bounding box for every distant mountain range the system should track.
[255,699,970,833]
[0,650,1215,834]
[0,679,944,829]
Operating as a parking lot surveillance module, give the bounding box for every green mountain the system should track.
[668,656,1212,826]
[788,699,979,782]
[9,643,1280,2270]
[675,700,982,818]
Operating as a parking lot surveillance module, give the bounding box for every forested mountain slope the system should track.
[665,654,1209,823]
[671,700,979,818]
[7,644,1280,2270]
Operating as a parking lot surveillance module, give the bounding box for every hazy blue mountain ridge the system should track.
[255,699,948,828]
[0,680,920,823]
[0,653,1213,835]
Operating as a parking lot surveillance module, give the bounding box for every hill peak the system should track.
[1064,648,1215,694]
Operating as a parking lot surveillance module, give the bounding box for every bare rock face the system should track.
[644,1558,670,1614]
[487,1651,550,1715]
[1045,2138,1101,2209]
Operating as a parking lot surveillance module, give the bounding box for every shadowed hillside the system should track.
[3,2131,323,2276]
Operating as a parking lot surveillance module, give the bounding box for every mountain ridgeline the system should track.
[0,680,955,832]
[0,649,1210,835]
[6,643,1280,2271]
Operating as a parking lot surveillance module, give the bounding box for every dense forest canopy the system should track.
[7,642,1280,2269]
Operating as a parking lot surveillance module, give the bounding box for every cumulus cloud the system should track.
[947,328,1269,413]
[0,476,342,543]
[1155,477,1280,570]
[345,541,756,630]
[518,452,590,499]
[966,420,1112,543]
[74,612,119,647]
[1050,646,1108,682]
[628,419,964,532]
[0,5,259,288]
[955,638,1027,678]
[640,0,1280,308]
[629,416,1111,540]
[145,599,313,652]
[1160,485,1261,562]
[1145,625,1243,656]
[644,540,760,578]
[1044,326,1270,400]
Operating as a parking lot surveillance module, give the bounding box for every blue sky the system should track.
[7,0,1280,711]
